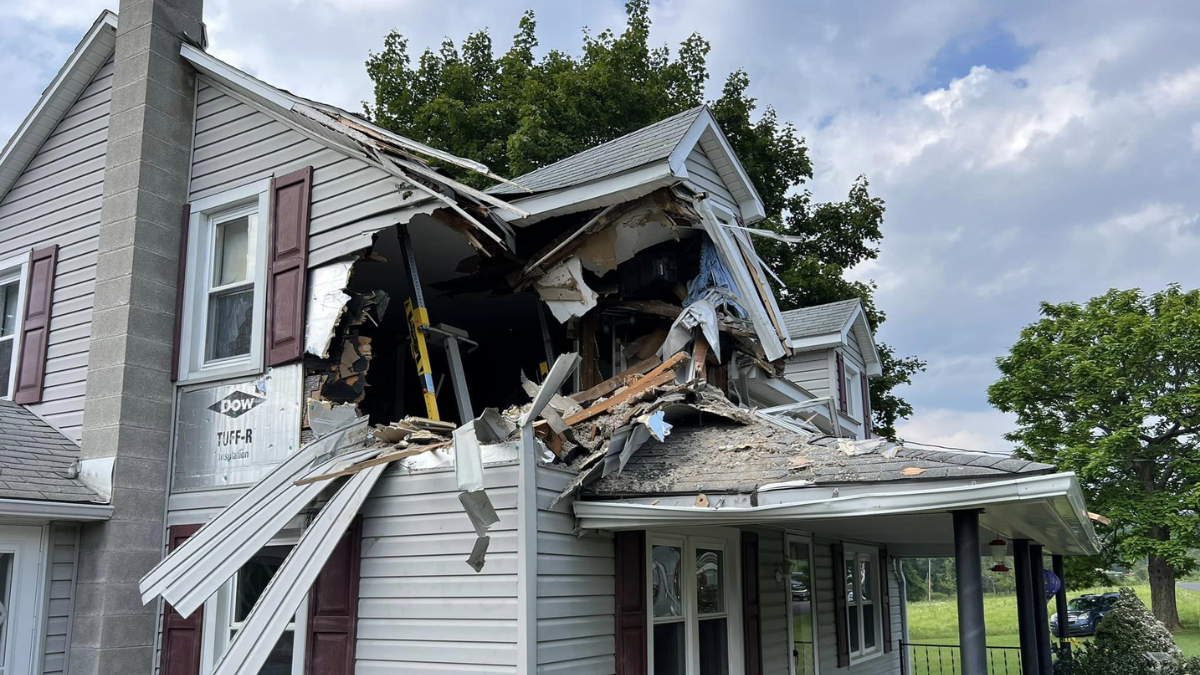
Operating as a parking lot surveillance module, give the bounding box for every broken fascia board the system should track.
[536,258,598,323]
[377,155,506,248]
[140,417,371,607]
[305,261,355,358]
[733,231,785,288]
[731,227,791,343]
[695,200,786,361]
[211,462,387,675]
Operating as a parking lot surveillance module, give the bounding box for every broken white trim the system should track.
[505,162,676,224]
[211,462,387,675]
[77,456,115,502]
[667,108,767,223]
[575,472,1101,555]
[536,257,598,322]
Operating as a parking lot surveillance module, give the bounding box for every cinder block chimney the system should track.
[73,0,203,673]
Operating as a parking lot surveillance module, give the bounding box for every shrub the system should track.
[1056,588,1197,675]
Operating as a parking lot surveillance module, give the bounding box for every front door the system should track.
[0,525,44,675]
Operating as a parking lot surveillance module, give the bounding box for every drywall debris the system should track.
[316,335,373,403]
[305,262,354,358]
[536,257,598,322]
[695,493,710,508]
[467,536,490,572]
[901,467,926,476]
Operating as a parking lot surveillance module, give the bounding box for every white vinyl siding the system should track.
[41,522,80,675]
[190,82,418,267]
[814,540,902,675]
[0,57,113,442]
[536,466,615,675]
[355,463,520,674]
[686,146,740,217]
[783,350,832,399]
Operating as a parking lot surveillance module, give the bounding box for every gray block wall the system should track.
[72,1,203,674]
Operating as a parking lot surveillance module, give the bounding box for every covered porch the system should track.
[575,459,1100,675]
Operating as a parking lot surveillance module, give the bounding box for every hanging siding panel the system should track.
[536,466,616,675]
[0,58,113,441]
[189,83,415,267]
[41,522,79,675]
[355,463,520,674]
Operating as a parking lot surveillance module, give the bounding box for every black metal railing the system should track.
[902,642,1023,675]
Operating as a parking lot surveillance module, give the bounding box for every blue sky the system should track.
[3,0,1200,452]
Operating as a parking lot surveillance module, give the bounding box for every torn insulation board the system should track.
[305,262,355,358]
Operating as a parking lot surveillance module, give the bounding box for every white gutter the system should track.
[574,472,1099,554]
[0,498,112,522]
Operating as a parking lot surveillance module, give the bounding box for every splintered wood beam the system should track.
[570,356,661,404]
[294,441,451,486]
[692,333,709,383]
[563,351,687,427]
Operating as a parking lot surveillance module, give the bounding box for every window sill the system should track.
[177,363,264,388]
[850,648,884,666]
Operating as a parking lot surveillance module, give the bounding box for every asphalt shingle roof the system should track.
[781,298,861,339]
[587,418,1054,496]
[490,106,705,195]
[0,400,102,503]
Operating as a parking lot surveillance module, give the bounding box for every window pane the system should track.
[788,541,816,675]
[214,215,251,287]
[208,289,254,361]
[847,606,860,653]
[0,553,11,667]
[653,622,685,675]
[859,557,873,603]
[257,630,294,675]
[0,282,18,337]
[652,544,683,618]
[863,603,877,650]
[696,548,724,615]
[0,339,12,396]
[845,559,855,604]
[698,618,729,675]
[234,546,289,622]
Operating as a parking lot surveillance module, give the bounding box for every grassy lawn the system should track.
[904,584,1200,673]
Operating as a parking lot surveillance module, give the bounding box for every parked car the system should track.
[791,578,810,602]
[1050,593,1120,637]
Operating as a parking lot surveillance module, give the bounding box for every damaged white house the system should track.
[0,3,1100,675]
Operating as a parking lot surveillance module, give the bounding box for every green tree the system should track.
[988,286,1200,630]
[364,0,924,436]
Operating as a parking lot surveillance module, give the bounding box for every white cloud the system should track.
[894,408,1018,454]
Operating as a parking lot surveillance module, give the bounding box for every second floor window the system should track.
[0,275,21,396]
[206,207,257,362]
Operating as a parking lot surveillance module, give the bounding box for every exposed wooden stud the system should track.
[570,356,661,404]
[692,333,709,383]
[294,441,450,486]
[563,352,687,427]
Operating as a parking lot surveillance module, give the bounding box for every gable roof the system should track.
[492,107,705,195]
[781,298,882,376]
[491,106,767,225]
[0,11,117,205]
[0,401,103,504]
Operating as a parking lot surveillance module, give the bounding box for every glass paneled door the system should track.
[0,526,45,675]
[787,536,818,675]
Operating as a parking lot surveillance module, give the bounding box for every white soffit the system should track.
[212,462,387,675]
[574,472,1100,555]
[140,418,374,614]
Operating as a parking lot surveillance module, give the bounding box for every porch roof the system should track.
[0,400,103,505]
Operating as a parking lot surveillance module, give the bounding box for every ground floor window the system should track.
[786,535,818,675]
[202,540,307,675]
[648,529,743,675]
[843,544,882,663]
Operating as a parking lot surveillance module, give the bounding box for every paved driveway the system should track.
[1179,582,1200,592]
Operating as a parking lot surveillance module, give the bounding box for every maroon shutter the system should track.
[614,530,647,675]
[307,515,363,675]
[171,205,191,382]
[160,524,204,675]
[835,352,847,414]
[860,372,872,439]
[266,166,313,366]
[13,245,58,403]
[832,542,850,668]
[741,531,763,675]
[880,547,892,653]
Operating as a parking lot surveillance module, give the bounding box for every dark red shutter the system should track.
[266,166,313,367]
[13,245,58,403]
[741,531,763,675]
[880,547,892,653]
[614,530,647,675]
[832,543,850,668]
[835,352,847,414]
[307,515,363,675]
[171,205,191,382]
[860,372,871,439]
[160,524,204,675]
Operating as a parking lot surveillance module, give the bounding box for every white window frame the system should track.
[785,533,819,675]
[177,179,271,384]
[0,253,28,400]
[843,543,883,664]
[646,527,745,675]
[843,361,859,421]
[200,532,308,675]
